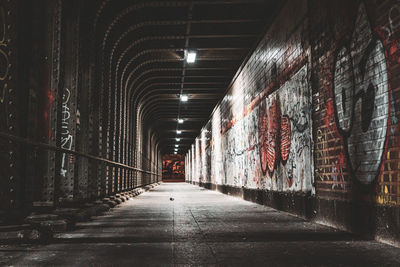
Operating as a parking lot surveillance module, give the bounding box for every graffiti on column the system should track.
[60,88,73,177]
[0,6,8,106]
[333,3,389,185]
[0,4,10,200]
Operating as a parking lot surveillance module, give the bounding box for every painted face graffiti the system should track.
[333,3,389,184]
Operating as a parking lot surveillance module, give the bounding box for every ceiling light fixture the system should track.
[180,94,188,102]
[177,130,182,134]
[176,138,181,142]
[178,119,184,124]
[186,51,197,63]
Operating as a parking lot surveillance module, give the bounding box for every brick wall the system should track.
[311,0,400,205]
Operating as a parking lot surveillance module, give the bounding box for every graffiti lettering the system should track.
[60,88,73,177]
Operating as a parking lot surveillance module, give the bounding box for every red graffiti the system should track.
[389,42,400,64]
[325,99,334,128]
[258,98,291,175]
[45,89,55,139]
[266,100,281,173]
[258,101,268,174]
[339,151,345,166]
[280,115,291,161]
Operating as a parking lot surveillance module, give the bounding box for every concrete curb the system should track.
[0,182,161,244]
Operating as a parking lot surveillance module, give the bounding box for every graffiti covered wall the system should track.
[186,0,400,243]
[162,154,185,181]
[186,0,312,194]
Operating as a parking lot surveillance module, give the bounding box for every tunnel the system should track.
[1,0,400,265]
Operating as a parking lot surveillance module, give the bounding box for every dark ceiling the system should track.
[94,0,281,155]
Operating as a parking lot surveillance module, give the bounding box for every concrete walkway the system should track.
[1,183,400,266]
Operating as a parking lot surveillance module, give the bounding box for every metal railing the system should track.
[0,131,160,177]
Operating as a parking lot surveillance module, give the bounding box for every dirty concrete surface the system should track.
[1,183,400,266]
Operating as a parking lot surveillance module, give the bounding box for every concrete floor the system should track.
[1,183,400,266]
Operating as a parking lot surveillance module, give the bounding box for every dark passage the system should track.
[162,154,185,182]
[1,183,400,266]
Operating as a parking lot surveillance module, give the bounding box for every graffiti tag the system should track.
[60,88,73,177]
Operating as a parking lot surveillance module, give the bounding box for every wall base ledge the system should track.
[188,181,400,246]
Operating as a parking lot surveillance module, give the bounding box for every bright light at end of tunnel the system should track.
[180,94,188,102]
[178,119,184,124]
[186,51,197,63]
[177,130,182,134]
[176,138,181,141]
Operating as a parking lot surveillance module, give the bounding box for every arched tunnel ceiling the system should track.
[94,0,281,155]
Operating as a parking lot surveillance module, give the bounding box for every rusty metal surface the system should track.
[0,0,20,213]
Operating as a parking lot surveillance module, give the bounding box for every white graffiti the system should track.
[381,0,400,41]
[333,3,389,184]
[60,88,73,177]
